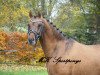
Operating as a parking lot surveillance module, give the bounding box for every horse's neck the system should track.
[40,27,57,57]
[40,20,67,57]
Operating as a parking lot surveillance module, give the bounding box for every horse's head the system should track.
[28,11,44,45]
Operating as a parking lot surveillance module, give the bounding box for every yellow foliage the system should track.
[20,5,29,17]
[0,31,9,50]
[0,1,30,25]
[33,48,44,59]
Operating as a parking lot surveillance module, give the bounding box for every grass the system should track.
[0,70,47,75]
[0,64,48,75]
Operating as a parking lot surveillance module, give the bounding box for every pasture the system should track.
[0,64,48,75]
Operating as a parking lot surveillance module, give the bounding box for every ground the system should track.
[0,64,48,75]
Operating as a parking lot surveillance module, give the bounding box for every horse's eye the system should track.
[32,22,35,25]
[28,24,30,28]
[38,24,41,27]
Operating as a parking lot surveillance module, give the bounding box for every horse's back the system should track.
[88,44,100,50]
[62,41,100,75]
[69,42,100,75]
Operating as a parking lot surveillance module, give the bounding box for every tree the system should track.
[52,0,100,44]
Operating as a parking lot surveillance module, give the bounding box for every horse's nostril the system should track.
[28,38,35,44]
[28,39,33,44]
[32,38,35,41]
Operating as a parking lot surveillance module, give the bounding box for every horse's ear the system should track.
[37,12,43,18]
[29,10,33,18]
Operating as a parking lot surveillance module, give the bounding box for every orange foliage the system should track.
[0,31,44,64]
[0,31,9,50]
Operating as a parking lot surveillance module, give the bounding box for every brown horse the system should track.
[28,11,100,75]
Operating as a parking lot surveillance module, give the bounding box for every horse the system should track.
[27,11,100,75]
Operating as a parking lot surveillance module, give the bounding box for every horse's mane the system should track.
[46,19,68,40]
[31,12,69,40]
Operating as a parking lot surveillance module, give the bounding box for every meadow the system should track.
[0,64,48,75]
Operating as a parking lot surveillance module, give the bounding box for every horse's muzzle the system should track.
[28,39,36,45]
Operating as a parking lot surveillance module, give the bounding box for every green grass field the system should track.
[0,64,48,75]
[0,70,47,75]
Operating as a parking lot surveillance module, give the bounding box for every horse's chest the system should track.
[46,62,72,75]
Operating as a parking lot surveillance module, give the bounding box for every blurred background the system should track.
[0,0,100,75]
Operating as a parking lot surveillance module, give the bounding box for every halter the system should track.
[28,19,43,41]
[28,29,40,41]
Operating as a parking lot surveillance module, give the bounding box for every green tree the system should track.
[52,0,100,44]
